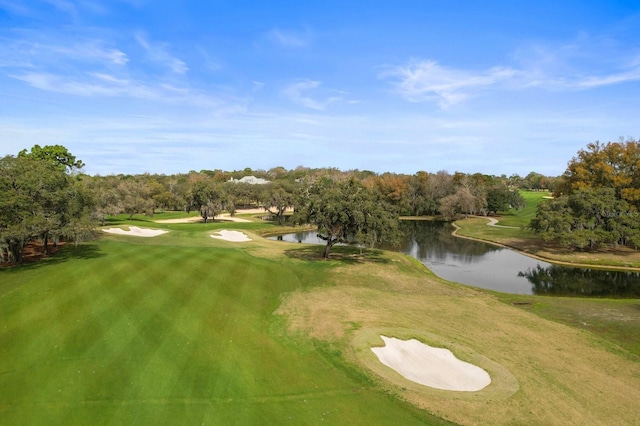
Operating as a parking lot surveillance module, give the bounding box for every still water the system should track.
[270,221,640,297]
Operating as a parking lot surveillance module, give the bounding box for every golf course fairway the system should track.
[1,220,639,425]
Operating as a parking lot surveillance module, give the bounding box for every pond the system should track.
[269,220,640,297]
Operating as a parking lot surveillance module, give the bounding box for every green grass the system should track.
[0,229,444,425]
[2,218,640,425]
[152,210,202,220]
[493,190,550,227]
[452,190,548,246]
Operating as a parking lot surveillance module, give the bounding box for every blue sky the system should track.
[1,1,639,176]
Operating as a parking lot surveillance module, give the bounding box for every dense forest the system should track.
[2,139,639,263]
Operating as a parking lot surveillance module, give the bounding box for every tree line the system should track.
[80,167,543,223]
[7,138,634,263]
[1,144,541,262]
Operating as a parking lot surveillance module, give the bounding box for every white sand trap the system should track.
[371,336,491,391]
[217,213,252,223]
[102,226,168,237]
[210,230,252,242]
[155,216,202,224]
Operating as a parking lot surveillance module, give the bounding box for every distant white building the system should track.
[228,175,270,185]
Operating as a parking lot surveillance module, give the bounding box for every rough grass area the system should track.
[277,254,640,425]
[2,218,640,425]
[496,294,640,357]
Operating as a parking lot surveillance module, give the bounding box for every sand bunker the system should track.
[102,226,168,237]
[371,336,491,391]
[217,213,252,223]
[155,216,202,224]
[210,230,252,242]
[155,214,252,224]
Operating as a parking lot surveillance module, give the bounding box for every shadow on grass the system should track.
[284,244,392,265]
[1,243,105,272]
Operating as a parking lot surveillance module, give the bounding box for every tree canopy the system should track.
[1,149,94,263]
[530,188,639,250]
[260,181,296,225]
[531,138,640,251]
[558,139,640,209]
[294,176,400,258]
[18,144,85,173]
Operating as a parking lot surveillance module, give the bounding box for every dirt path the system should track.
[485,217,519,229]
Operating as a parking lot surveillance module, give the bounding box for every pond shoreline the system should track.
[449,217,640,273]
[268,220,640,296]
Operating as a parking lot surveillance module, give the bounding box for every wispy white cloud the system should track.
[252,80,265,91]
[266,28,311,48]
[282,79,342,110]
[9,71,230,107]
[0,29,232,108]
[10,71,156,99]
[576,68,640,88]
[195,46,223,71]
[0,34,129,70]
[383,55,640,108]
[381,60,517,108]
[134,33,188,74]
[384,30,640,109]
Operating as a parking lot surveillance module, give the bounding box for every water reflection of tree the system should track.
[384,221,499,264]
[519,265,640,297]
[416,221,498,262]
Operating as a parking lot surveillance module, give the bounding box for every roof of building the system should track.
[228,175,270,184]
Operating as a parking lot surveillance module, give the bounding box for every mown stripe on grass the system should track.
[1,240,447,425]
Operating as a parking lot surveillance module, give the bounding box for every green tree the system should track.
[186,179,228,223]
[86,175,122,225]
[294,176,399,258]
[407,171,435,216]
[559,139,640,209]
[261,181,296,225]
[1,147,94,263]
[486,186,525,215]
[116,178,154,219]
[18,144,85,172]
[530,188,637,250]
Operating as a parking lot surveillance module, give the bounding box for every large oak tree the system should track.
[558,139,640,209]
[1,147,94,263]
[294,176,400,258]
